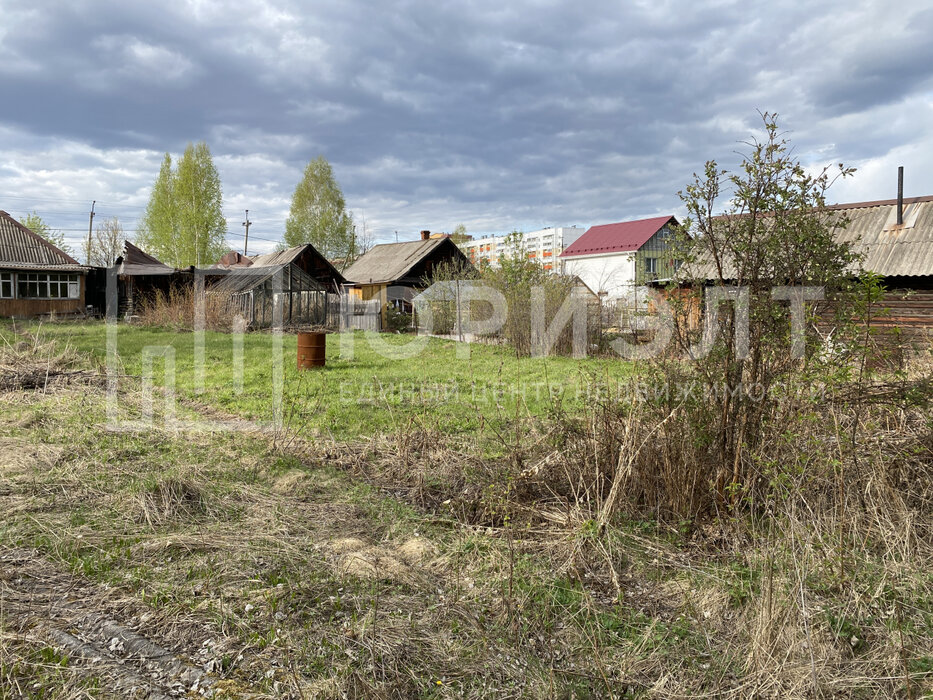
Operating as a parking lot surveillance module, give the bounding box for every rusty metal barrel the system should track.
[297,331,326,369]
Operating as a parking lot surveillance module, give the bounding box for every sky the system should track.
[1,0,932,258]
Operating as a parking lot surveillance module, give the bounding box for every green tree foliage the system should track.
[21,212,73,257]
[137,143,227,267]
[284,156,355,263]
[481,231,582,356]
[621,111,861,516]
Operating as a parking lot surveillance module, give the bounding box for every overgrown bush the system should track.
[136,286,237,331]
[383,305,413,333]
[482,232,600,356]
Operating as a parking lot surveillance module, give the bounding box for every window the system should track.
[0,272,11,299]
[644,257,658,275]
[15,272,79,299]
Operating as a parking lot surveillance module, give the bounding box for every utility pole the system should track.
[86,201,96,264]
[242,209,252,256]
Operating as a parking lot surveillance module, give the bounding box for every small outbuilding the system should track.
[209,244,345,328]
[111,241,185,318]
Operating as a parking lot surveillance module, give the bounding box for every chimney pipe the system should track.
[897,166,904,226]
[420,230,431,240]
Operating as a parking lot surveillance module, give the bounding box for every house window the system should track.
[15,272,79,299]
[0,272,12,299]
[645,258,658,275]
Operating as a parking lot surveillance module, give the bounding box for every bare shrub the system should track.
[136,285,237,331]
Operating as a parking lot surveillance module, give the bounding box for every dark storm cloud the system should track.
[1,0,932,248]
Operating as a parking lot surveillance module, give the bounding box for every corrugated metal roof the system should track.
[830,197,933,277]
[559,216,676,258]
[249,246,307,268]
[248,243,346,286]
[343,238,453,284]
[123,241,169,267]
[0,262,90,272]
[116,241,175,276]
[0,209,83,268]
[681,196,933,281]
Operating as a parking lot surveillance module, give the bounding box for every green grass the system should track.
[11,320,633,440]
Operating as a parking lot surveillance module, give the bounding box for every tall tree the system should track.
[284,156,355,263]
[450,223,469,244]
[87,216,125,267]
[137,143,227,267]
[21,212,73,256]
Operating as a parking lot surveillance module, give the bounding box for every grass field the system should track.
[1,320,931,698]
[8,320,633,441]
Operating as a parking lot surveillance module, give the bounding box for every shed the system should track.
[0,210,89,318]
[248,244,345,294]
[111,241,186,318]
[675,194,933,334]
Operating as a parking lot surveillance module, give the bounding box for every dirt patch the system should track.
[0,436,64,477]
[0,548,242,697]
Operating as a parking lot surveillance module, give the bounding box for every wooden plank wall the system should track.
[0,277,86,317]
[868,290,933,332]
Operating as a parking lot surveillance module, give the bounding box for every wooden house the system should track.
[0,210,89,318]
[670,192,933,338]
[342,233,473,325]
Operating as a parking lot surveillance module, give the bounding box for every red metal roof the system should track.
[559,215,676,258]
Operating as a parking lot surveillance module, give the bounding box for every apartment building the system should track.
[459,226,585,270]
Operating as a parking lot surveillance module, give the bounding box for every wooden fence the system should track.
[339,298,382,331]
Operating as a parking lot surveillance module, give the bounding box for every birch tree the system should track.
[137,143,227,267]
[284,156,355,263]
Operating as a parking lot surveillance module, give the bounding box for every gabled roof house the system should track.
[342,233,473,325]
[0,210,88,318]
[559,215,679,298]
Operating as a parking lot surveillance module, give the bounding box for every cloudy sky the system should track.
[2,0,932,257]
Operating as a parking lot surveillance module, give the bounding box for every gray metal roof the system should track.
[0,209,84,269]
[116,241,175,276]
[829,196,933,277]
[681,196,933,281]
[342,238,450,285]
[209,262,324,296]
[249,246,307,267]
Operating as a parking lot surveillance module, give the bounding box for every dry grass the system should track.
[136,285,237,331]
[2,323,931,697]
[0,323,99,392]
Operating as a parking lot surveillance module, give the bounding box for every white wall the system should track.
[561,252,636,299]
